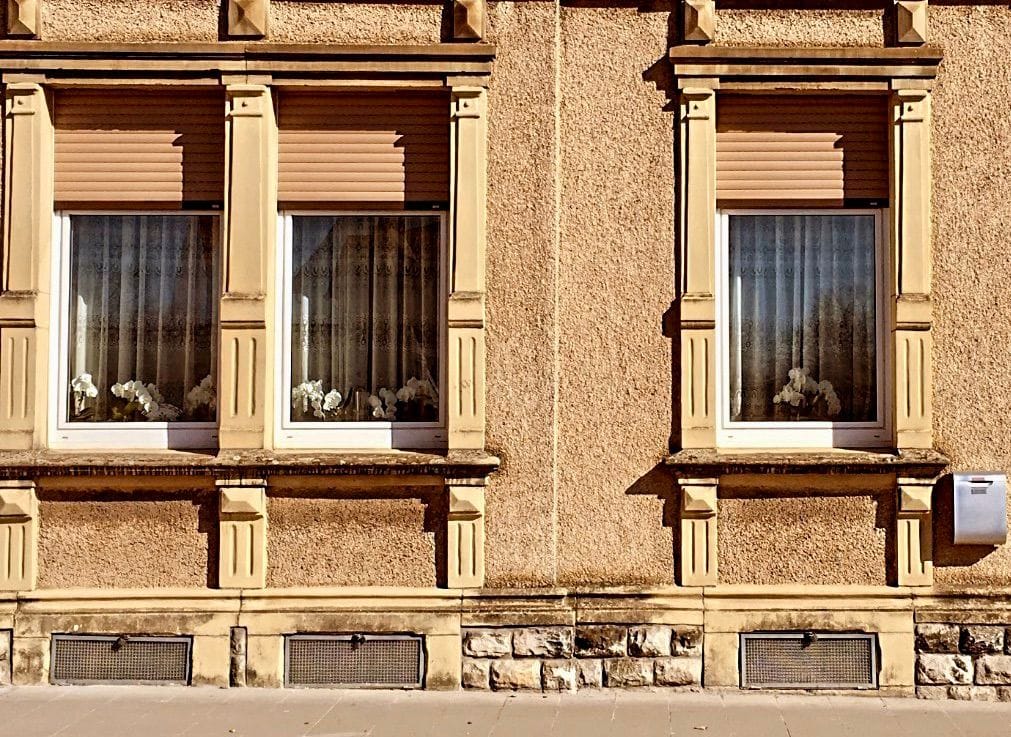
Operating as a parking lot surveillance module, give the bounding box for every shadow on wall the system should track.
[625,462,680,583]
[933,474,998,569]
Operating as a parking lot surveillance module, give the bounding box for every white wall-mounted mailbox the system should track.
[954,473,1008,545]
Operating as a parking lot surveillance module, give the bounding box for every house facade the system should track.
[0,0,1008,698]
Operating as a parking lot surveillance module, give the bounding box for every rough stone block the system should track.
[673,626,703,656]
[915,624,960,654]
[513,628,573,658]
[463,630,512,658]
[0,630,10,685]
[628,626,672,658]
[577,659,603,688]
[575,625,627,658]
[604,658,653,688]
[916,686,950,700]
[655,657,702,686]
[916,654,973,685]
[975,655,1011,685]
[961,626,1005,655]
[948,686,998,702]
[1005,628,1011,655]
[542,660,577,692]
[490,660,542,691]
[462,658,490,689]
[997,686,1011,702]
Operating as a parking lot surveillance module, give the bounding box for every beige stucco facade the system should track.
[0,0,1010,698]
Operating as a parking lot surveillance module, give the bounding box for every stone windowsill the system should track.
[0,448,500,479]
[665,448,949,479]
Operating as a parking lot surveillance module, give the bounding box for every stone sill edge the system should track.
[665,448,949,478]
[0,449,500,479]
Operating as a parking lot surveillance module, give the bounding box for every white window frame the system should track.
[48,211,221,450]
[715,208,892,449]
[275,210,449,450]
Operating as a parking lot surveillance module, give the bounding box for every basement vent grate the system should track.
[50,635,192,685]
[285,634,424,688]
[740,633,878,689]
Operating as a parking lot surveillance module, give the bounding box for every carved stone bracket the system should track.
[678,477,717,586]
[6,0,40,38]
[227,0,269,39]
[896,477,933,586]
[217,479,267,589]
[452,0,485,42]
[0,480,37,591]
[446,479,485,588]
[895,1,928,46]
[683,0,715,45]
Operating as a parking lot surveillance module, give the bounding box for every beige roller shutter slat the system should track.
[278,90,450,205]
[716,94,888,206]
[54,89,224,205]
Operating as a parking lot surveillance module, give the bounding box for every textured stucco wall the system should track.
[37,490,213,589]
[718,493,890,586]
[17,2,1011,590]
[266,494,436,588]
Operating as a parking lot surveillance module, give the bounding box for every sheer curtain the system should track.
[68,214,218,422]
[290,214,441,422]
[727,213,877,423]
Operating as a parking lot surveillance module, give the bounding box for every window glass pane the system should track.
[67,214,218,423]
[727,214,877,423]
[290,215,441,423]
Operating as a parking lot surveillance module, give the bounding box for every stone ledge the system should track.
[665,448,948,479]
[0,449,500,480]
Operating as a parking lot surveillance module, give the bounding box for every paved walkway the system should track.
[2,686,1010,737]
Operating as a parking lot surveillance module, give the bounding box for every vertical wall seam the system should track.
[550,0,562,585]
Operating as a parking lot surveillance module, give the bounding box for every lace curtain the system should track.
[290,215,441,423]
[68,214,218,422]
[727,213,877,423]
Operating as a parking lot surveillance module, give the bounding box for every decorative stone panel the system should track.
[0,481,37,591]
[895,1,928,46]
[6,0,40,38]
[216,480,267,589]
[461,625,703,691]
[452,0,484,41]
[682,0,715,44]
[227,0,269,38]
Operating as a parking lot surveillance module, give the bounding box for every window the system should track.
[277,212,446,449]
[51,213,220,449]
[716,210,888,448]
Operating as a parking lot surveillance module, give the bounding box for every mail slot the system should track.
[953,473,1008,545]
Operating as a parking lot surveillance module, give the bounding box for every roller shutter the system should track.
[716,94,888,206]
[277,91,450,206]
[54,89,225,206]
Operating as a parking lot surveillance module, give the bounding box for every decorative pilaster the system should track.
[452,0,484,42]
[447,480,485,588]
[1,83,52,450]
[895,1,928,46]
[891,89,933,450]
[683,0,715,44]
[220,85,275,449]
[678,87,717,449]
[6,0,40,38]
[678,478,717,586]
[0,481,38,591]
[227,0,268,39]
[897,478,933,586]
[217,479,267,589]
[448,87,488,451]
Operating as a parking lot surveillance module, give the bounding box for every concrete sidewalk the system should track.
[1,687,1010,737]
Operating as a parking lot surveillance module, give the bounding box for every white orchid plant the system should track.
[291,380,343,420]
[772,367,842,420]
[289,375,438,423]
[70,373,215,422]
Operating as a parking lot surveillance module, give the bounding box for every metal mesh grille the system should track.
[741,634,877,689]
[286,635,423,688]
[51,635,191,685]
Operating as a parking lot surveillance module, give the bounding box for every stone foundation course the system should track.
[916,624,1011,701]
[462,625,702,691]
